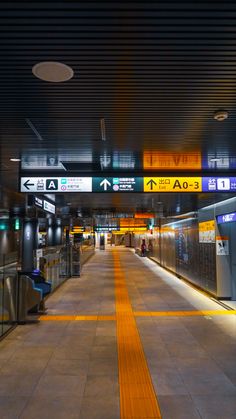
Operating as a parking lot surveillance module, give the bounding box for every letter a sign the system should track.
[46,179,58,190]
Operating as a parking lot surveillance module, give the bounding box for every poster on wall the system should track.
[216,236,229,255]
[199,220,215,243]
[177,229,189,264]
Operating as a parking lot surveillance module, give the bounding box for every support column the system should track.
[47,217,54,246]
[22,218,38,272]
[53,219,62,246]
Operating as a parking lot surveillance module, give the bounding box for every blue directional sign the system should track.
[202,177,236,192]
[217,212,236,224]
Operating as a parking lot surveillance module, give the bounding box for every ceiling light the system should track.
[32,61,74,82]
[213,110,229,121]
[10,158,21,162]
[210,158,221,162]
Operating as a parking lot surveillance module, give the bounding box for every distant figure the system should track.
[148,239,153,255]
[141,239,146,256]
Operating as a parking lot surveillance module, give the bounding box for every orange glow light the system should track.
[143,151,202,170]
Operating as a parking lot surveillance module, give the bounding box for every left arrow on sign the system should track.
[23,179,35,190]
[100,178,111,191]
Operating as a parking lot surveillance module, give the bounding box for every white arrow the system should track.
[100,178,111,191]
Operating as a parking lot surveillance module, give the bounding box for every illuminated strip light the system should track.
[201,196,236,211]
[162,217,196,229]
[119,227,147,232]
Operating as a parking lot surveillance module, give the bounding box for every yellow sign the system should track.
[143,151,202,170]
[199,220,215,232]
[199,220,215,243]
[144,177,202,192]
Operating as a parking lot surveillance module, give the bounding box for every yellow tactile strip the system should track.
[113,250,162,419]
[38,310,236,322]
[134,310,236,317]
[39,315,116,321]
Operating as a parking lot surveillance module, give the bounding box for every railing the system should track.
[35,245,71,291]
[0,252,18,338]
[0,241,95,338]
[71,239,95,277]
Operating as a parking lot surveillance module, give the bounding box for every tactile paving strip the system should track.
[113,250,162,419]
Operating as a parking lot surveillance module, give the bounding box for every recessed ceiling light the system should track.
[210,158,221,162]
[10,158,21,162]
[32,61,74,82]
[213,110,229,121]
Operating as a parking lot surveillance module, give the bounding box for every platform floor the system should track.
[0,248,236,419]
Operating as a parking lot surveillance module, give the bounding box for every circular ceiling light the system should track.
[213,110,229,121]
[10,158,21,162]
[32,61,74,82]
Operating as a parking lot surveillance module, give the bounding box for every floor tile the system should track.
[84,375,119,397]
[79,396,119,419]
[20,396,82,419]
[33,374,87,397]
[193,395,236,419]
[0,396,28,419]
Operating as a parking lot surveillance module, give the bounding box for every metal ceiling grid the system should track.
[1,1,236,212]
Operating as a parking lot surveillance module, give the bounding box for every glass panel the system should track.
[0,254,18,338]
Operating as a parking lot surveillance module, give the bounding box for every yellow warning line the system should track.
[38,310,236,322]
[39,315,116,321]
[113,250,162,419]
[134,310,236,317]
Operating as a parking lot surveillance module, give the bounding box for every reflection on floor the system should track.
[0,248,235,419]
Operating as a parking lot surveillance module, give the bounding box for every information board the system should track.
[216,236,229,255]
[202,177,236,192]
[199,220,215,243]
[92,177,143,192]
[217,212,236,224]
[143,177,202,192]
[21,177,92,193]
[20,175,236,193]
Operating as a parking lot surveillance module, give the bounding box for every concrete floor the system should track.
[0,248,235,419]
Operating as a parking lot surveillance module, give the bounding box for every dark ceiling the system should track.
[1,1,236,214]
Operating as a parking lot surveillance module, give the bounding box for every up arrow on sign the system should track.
[100,178,111,191]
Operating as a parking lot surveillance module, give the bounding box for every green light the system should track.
[14,218,20,231]
[0,221,8,231]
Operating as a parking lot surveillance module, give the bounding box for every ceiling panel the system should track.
[1,1,236,213]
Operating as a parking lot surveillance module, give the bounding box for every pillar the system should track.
[22,218,38,272]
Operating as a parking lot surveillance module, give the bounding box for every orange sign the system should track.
[143,151,202,170]
[120,218,146,227]
[134,213,155,219]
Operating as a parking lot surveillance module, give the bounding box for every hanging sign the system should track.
[21,177,92,192]
[143,151,202,170]
[92,177,143,192]
[20,175,236,193]
[202,177,236,192]
[143,177,202,192]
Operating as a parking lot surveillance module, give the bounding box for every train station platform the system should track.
[0,248,236,419]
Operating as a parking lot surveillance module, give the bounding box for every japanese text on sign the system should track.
[144,177,202,192]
